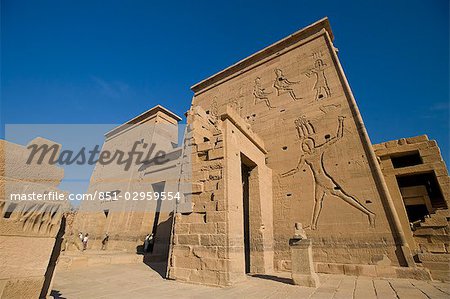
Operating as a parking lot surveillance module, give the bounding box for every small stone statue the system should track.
[294,222,307,240]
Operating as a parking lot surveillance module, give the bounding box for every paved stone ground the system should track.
[52,263,450,299]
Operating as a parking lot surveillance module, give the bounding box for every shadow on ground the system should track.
[143,255,168,279]
[136,247,168,279]
[50,289,67,299]
[251,274,294,285]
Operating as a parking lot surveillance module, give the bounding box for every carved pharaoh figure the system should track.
[281,116,375,230]
[305,59,331,100]
[273,68,302,101]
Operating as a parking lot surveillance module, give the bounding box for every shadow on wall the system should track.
[136,214,173,279]
[40,215,66,298]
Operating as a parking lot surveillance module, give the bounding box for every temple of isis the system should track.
[0,17,449,297]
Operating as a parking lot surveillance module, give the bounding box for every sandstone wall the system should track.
[0,139,68,298]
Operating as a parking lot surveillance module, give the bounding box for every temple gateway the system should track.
[72,18,449,286]
[1,18,448,297]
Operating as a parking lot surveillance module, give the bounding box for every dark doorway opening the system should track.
[241,162,251,274]
[391,151,422,168]
[149,181,165,253]
[396,172,447,222]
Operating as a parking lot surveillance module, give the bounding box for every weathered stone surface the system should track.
[207,149,224,161]
[1,138,68,298]
[177,235,200,245]
[290,239,320,287]
[374,134,449,280]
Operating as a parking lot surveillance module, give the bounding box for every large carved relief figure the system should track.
[281,116,375,230]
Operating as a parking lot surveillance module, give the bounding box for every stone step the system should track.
[417,253,450,263]
[417,242,447,254]
[422,261,450,271]
[413,227,447,236]
[414,234,450,244]
[435,209,449,217]
[57,252,143,271]
[419,216,448,228]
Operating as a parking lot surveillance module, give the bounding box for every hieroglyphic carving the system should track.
[304,59,331,101]
[210,97,219,119]
[229,98,242,116]
[281,116,375,230]
[312,51,323,59]
[319,103,341,114]
[273,69,302,101]
[253,77,274,108]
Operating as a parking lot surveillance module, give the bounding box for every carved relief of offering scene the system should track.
[252,51,333,110]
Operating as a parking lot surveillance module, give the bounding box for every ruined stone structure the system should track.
[0,139,68,298]
[374,135,449,281]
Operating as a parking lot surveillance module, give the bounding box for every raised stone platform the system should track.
[57,250,143,271]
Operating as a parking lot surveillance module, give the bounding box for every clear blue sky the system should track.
[1,0,449,163]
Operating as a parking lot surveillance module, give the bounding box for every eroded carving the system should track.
[294,222,308,239]
[312,51,323,59]
[18,202,64,235]
[253,77,274,108]
[229,98,242,116]
[305,59,331,101]
[273,69,302,101]
[319,103,341,114]
[295,116,315,137]
[210,97,219,119]
[281,116,375,229]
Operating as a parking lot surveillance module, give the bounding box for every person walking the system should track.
[82,233,89,251]
[101,233,109,250]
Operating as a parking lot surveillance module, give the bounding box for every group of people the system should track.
[75,232,152,252]
[78,232,89,251]
[77,232,109,251]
